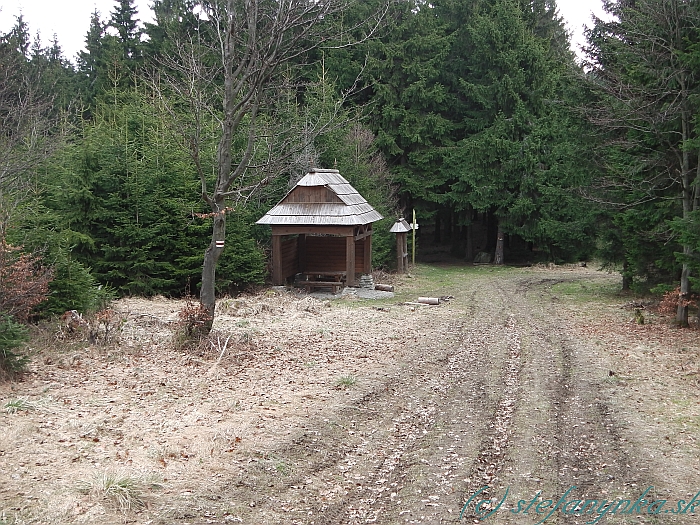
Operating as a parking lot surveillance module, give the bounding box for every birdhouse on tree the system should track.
[390,218,412,273]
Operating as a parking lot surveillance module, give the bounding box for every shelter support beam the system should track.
[271,235,283,285]
[396,232,408,273]
[346,235,356,286]
[364,233,372,274]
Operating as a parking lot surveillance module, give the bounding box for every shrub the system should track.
[0,314,29,375]
[0,240,53,322]
[657,286,698,317]
[176,295,213,339]
[41,248,115,316]
[86,308,126,346]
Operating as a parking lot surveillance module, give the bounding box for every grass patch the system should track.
[551,279,621,303]
[670,397,693,409]
[316,327,332,338]
[602,374,620,385]
[352,264,487,308]
[76,471,161,512]
[275,460,292,476]
[3,398,36,414]
[335,375,357,389]
[673,416,700,429]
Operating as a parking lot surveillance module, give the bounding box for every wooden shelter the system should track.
[256,168,383,287]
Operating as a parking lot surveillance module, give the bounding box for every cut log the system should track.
[375,284,394,292]
[417,297,440,305]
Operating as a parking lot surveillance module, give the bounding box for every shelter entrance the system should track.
[270,224,373,287]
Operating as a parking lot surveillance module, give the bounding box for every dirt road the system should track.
[1,265,699,524]
[232,270,695,525]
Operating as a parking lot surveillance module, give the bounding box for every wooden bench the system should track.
[300,280,344,293]
[303,271,346,280]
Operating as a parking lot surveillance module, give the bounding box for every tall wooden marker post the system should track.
[411,209,419,266]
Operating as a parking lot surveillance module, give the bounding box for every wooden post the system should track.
[396,233,404,273]
[403,233,409,271]
[346,234,356,286]
[412,209,417,265]
[364,230,372,274]
[494,226,504,265]
[271,234,283,285]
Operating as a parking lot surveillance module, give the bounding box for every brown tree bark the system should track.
[494,226,505,265]
[200,199,227,329]
[676,105,692,326]
[465,224,474,263]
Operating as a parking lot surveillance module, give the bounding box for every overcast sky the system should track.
[0,0,607,63]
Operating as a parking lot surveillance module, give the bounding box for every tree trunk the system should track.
[447,209,454,242]
[198,0,238,335]
[676,110,692,326]
[696,156,700,323]
[200,200,226,331]
[622,260,631,291]
[434,213,441,244]
[621,275,632,291]
[494,225,505,265]
[677,250,691,326]
[486,210,497,253]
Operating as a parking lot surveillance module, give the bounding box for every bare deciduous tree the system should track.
[0,35,64,239]
[149,0,386,331]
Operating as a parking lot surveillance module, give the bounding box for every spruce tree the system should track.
[77,10,109,112]
[442,0,579,263]
[584,0,700,324]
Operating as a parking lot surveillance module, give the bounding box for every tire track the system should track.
[458,313,523,521]
[316,276,523,523]
[507,276,645,525]
[206,271,652,525]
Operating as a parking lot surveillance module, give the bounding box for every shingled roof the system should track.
[256,168,383,226]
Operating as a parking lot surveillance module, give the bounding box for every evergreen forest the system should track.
[2,0,700,329]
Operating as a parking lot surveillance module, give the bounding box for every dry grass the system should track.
[0,282,435,524]
[3,398,36,414]
[1,267,698,523]
[76,471,161,512]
